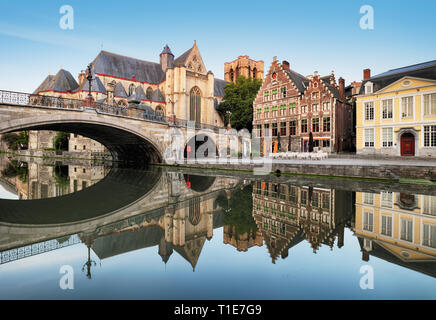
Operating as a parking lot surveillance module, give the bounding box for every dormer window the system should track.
[365,82,373,94]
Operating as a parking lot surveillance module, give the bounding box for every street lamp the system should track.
[86,64,93,99]
[226,111,232,129]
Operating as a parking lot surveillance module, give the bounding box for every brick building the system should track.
[253,57,354,153]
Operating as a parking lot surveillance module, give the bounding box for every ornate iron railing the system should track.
[0,89,225,132]
[0,234,81,265]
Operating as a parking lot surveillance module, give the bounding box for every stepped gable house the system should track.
[33,42,228,127]
[253,57,354,153]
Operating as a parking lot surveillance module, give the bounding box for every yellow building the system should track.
[354,191,436,276]
[356,60,436,157]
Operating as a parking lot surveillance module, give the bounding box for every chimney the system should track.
[363,68,371,80]
[339,77,345,101]
[362,251,370,262]
[282,60,290,71]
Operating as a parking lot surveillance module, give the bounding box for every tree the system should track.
[217,76,262,132]
[1,131,28,150]
[216,185,258,236]
[53,132,70,151]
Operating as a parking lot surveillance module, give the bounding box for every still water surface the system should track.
[0,154,435,299]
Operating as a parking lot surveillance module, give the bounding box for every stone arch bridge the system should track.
[0,90,249,162]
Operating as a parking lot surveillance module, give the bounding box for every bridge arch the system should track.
[0,112,165,163]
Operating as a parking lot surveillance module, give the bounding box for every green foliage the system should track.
[1,160,28,183]
[217,76,262,132]
[1,132,28,150]
[216,184,258,236]
[53,165,70,189]
[53,132,70,151]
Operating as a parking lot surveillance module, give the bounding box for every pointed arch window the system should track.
[146,87,153,100]
[129,84,136,96]
[155,105,164,116]
[190,87,201,122]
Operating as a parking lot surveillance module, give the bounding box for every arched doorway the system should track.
[190,87,201,123]
[400,132,415,156]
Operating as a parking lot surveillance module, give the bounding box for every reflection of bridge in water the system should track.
[0,162,241,270]
[1,157,436,278]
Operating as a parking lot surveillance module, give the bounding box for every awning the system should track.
[302,137,331,141]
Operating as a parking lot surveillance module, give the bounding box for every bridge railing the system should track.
[0,89,226,132]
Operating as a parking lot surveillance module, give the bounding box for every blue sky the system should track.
[0,0,435,93]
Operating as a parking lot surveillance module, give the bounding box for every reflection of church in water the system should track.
[252,181,354,262]
[79,173,239,271]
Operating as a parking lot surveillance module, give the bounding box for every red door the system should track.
[401,133,415,156]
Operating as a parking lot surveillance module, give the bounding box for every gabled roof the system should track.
[320,76,340,99]
[33,75,55,94]
[114,82,128,98]
[174,46,194,66]
[93,50,165,84]
[284,69,307,93]
[78,71,107,94]
[33,69,79,94]
[151,88,165,102]
[135,85,147,100]
[173,237,206,271]
[359,59,436,94]
[214,78,228,97]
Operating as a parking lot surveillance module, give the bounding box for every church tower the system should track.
[160,44,174,72]
[224,56,264,83]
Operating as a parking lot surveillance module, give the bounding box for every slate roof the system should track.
[151,88,165,102]
[320,76,340,99]
[34,75,54,94]
[357,237,436,278]
[214,78,228,97]
[114,82,128,98]
[160,44,173,56]
[93,50,165,84]
[91,225,164,260]
[33,69,79,94]
[359,59,436,94]
[135,85,147,100]
[284,69,307,93]
[174,46,194,66]
[78,71,107,94]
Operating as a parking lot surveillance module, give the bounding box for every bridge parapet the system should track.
[0,89,225,133]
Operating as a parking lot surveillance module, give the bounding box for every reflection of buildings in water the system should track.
[0,157,110,200]
[354,192,436,277]
[28,163,70,199]
[252,181,353,262]
[223,225,263,252]
[222,187,263,252]
[69,165,109,193]
[0,159,28,200]
[79,196,220,271]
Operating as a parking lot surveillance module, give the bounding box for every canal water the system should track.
[0,154,435,299]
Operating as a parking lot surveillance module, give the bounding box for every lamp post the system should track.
[226,111,232,130]
[86,64,93,99]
